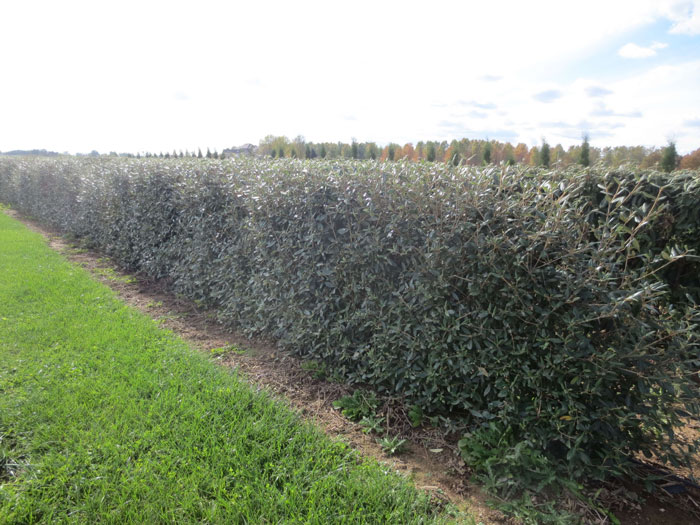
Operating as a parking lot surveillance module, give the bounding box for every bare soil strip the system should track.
[12,209,700,525]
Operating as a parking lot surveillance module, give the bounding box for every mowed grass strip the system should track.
[0,212,449,524]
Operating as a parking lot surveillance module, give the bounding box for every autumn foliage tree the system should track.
[680,147,700,170]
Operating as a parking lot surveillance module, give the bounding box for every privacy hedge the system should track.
[1,156,698,486]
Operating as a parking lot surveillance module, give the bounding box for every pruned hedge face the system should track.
[1,156,698,484]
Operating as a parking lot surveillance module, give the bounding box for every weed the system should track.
[300,360,328,380]
[333,390,379,422]
[378,435,407,456]
[408,405,424,427]
[209,344,247,357]
[93,266,135,284]
[359,415,385,434]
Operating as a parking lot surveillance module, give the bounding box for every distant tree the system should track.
[305,145,313,159]
[528,147,539,166]
[319,144,327,158]
[660,141,678,172]
[351,139,359,159]
[513,143,529,163]
[278,147,285,158]
[165,152,170,159]
[680,147,700,169]
[213,150,219,159]
[206,148,212,159]
[291,136,306,159]
[415,141,425,160]
[388,144,397,161]
[483,141,492,164]
[197,148,203,158]
[580,134,590,167]
[402,143,415,162]
[426,142,436,162]
[365,143,379,160]
[539,139,550,168]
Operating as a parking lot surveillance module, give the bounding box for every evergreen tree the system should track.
[540,139,551,168]
[212,150,219,159]
[661,141,678,172]
[483,142,492,164]
[580,134,590,167]
[426,142,436,162]
[451,149,460,166]
[319,144,327,158]
[206,148,212,159]
[388,144,396,161]
[197,148,203,158]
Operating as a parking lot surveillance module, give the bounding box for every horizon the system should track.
[1,0,699,154]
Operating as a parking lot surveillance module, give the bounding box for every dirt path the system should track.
[9,209,700,525]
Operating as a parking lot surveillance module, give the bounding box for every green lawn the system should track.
[0,211,453,524]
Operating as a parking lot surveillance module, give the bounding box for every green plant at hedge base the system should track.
[332,390,379,422]
[378,436,407,456]
[1,157,699,515]
[359,415,385,434]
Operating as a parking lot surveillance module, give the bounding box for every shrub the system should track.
[1,156,698,493]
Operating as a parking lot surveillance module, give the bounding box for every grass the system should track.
[0,212,456,524]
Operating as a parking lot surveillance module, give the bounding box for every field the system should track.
[0,211,453,523]
[1,155,699,523]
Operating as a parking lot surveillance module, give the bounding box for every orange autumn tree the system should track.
[680,147,700,169]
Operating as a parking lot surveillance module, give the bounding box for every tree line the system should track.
[258,135,698,172]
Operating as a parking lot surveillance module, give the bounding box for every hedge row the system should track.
[1,156,698,486]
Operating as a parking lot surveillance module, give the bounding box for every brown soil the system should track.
[8,209,700,525]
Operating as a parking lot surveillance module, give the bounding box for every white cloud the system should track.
[618,41,669,58]
[658,0,700,34]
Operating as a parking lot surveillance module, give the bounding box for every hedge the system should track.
[1,156,698,488]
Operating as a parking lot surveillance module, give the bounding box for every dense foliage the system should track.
[1,156,698,491]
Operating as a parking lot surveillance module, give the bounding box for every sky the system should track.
[1,0,699,154]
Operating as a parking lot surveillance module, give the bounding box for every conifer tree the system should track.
[580,134,590,167]
[426,142,436,162]
[483,142,492,164]
[661,141,678,172]
[540,139,551,168]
